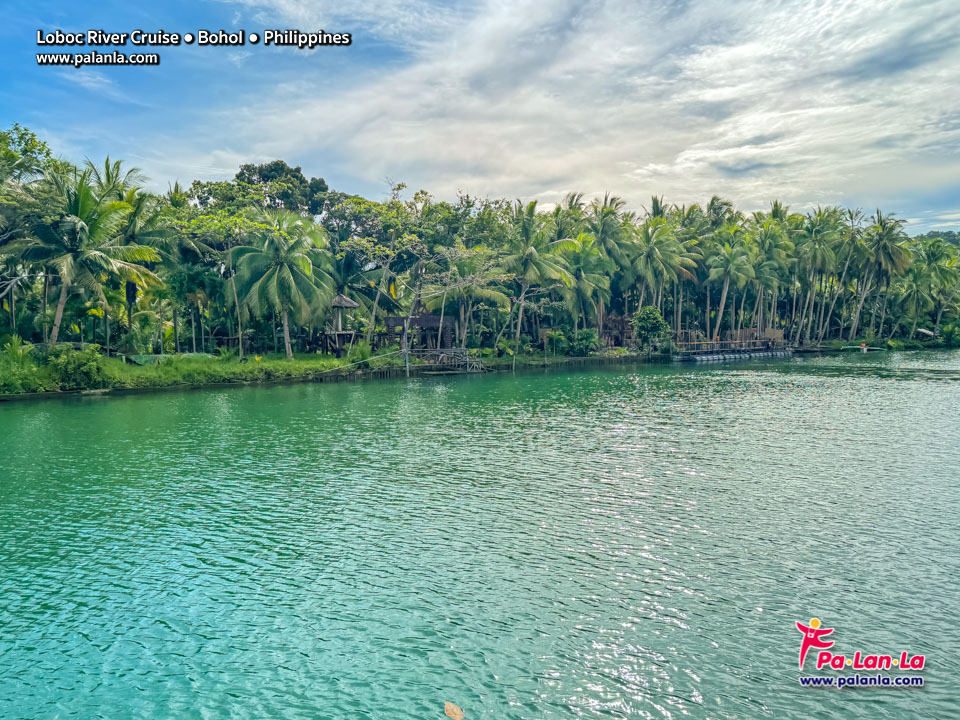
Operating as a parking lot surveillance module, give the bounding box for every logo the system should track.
[796,617,834,669]
[795,617,926,688]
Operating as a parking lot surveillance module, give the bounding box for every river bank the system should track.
[2,336,954,403]
[0,350,645,403]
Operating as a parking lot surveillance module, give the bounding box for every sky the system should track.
[2,0,959,233]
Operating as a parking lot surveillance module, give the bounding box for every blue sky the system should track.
[2,0,959,232]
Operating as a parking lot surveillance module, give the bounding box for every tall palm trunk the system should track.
[714,277,730,341]
[281,307,293,359]
[365,268,390,343]
[49,281,70,345]
[513,285,529,350]
[436,291,446,348]
[819,253,851,342]
[934,277,960,332]
[461,300,475,348]
[793,274,814,345]
[813,274,826,341]
[705,283,711,340]
[42,274,49,343]
[597,297,605,343]
[157,303,165,355]
[750,286,763,331]
[173,308,180,353]
[877,284,889,339]
[231,271,244,359]
[848,265,875,340]
[736,290,747,335]
[492,298,514,350]
[125,280,138,331]
[676,283,683,336]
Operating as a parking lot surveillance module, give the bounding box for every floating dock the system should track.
[672,340,791,362]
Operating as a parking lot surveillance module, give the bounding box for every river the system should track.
[1,351,958,718]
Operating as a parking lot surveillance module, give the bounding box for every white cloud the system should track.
[148,0,960,227]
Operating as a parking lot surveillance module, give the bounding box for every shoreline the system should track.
[0,353,646,403]
[1,344,951,404]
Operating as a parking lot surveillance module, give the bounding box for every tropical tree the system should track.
[231,209,334,358]
[14,167,159,345]
[499,200,574,350]
[707,240,755,340]
[560,233,614,332]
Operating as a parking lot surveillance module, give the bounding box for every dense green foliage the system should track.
[2,125,959,393]
[632,306,670,352]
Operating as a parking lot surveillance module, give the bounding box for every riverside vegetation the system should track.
[1,123,959,394]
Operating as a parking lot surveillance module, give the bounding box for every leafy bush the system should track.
[3,335,34,369]
[941,325,960,347]
[886,339,905,351]
[569,328,599,356]
[45,345,109,390]
[347,339,372,368]
[544,329,569,356]
[632,306,669,351]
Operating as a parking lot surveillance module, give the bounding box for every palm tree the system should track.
[115,188,171,332]
[86,156,144,201]
[500,201,574,352]
[848,210,911,340]
[15,167,159,345]
[896,266,933,339]
[560,233,614,332]
[916,237,959,332]
[425,246,510,348]
[633,218,694,308]
[582,194,633,334]
[707,241,755,340]
[793,207,839,344]
[230,209,334,358]
[816,209,861,342]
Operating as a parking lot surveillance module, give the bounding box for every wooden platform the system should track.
[674,339,786,360]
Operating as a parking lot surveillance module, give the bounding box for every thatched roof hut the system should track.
[332,293,359,331]
[332,293,359,309]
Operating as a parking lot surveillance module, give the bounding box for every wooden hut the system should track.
[326,293,360,354]
[332,293,359,330]
[383,305,455,349]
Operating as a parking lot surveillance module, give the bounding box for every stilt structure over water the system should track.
[409,348,483,373]
[672,337,790,362]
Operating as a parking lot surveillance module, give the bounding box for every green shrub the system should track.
[569,328,600,356]
[631,306,669,352]
[886,339,905,351]
[347,340,372,368]
[544,329,569,356]
[45,345,109,390]
[941,325,960,347]
[0,362,49,393]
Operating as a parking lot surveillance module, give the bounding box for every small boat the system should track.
[840,345,885,353]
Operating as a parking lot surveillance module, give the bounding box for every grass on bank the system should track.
[2,332,957,396]
[0,340,411,394]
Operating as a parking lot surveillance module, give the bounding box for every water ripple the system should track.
[1,351,958,718]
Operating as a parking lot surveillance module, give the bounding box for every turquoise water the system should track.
[1,352,958,718]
